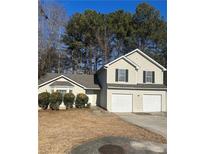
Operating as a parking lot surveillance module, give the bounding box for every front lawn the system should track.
[39,108,166,154]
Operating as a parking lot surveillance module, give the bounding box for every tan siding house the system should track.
[126,51,164,84]
[38,74,100,109]
[96,48,167,112]
[38,48,167,112]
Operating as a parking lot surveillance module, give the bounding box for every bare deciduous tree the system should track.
[38,0,68,77]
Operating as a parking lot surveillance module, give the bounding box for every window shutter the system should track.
[143,71,146,83]
[152,71,155,83]
[115,69,118,82]
[126,69,128,82]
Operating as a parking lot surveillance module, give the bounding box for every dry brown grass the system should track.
[39,108,166,154]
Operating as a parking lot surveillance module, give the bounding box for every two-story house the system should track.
[38,48,167,112]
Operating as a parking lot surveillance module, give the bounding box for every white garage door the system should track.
[143,95,162,112]
[111,94,132,112]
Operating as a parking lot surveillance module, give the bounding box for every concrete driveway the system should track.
[116,113,167,138]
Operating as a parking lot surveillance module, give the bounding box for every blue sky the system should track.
[42,0,167,20]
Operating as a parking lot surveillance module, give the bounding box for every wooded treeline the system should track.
[38,1,167,78]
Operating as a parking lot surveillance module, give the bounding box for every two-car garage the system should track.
[111,93,163,112]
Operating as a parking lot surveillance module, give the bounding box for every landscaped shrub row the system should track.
[38,92,90,110]
[75,93,89,108]
[50,92,63,110]
[64,93,75,109]
[38,92,50,110]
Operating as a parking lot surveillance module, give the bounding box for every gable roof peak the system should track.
[104,48,166,71]
[38,73,100,89]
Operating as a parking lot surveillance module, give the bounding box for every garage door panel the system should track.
[112,94,132,112]
[143,95,161,112]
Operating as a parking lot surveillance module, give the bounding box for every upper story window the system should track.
[143,71,155,83]
[115,69,128,82]
[146,71,153,83]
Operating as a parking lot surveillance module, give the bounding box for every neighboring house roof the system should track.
[38,73,100,90]
[50,81,74,87]
[107,83,167,90]
[100,48,166,72]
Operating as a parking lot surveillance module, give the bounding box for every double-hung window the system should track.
[116,69,128,82]
[143,71,155,83]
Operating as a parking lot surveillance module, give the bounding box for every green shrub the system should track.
[75,93,89,108]
[49,92,62,110]
[64,93,75,109]
[38,92,50,110]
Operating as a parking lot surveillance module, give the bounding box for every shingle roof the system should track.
[38,73,100,89]
[50,81,73,87]
[107,83,167,90]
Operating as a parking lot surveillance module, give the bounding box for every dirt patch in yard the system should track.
[39,109,166,154]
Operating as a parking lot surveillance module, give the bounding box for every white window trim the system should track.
[145,71,153,83]
[118,69,126,82]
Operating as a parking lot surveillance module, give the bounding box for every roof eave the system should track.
[39,75,86,89]
[104,48,167,71]
[134,49,167,71]
[104,56,139,70]
[107,86,167,90]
